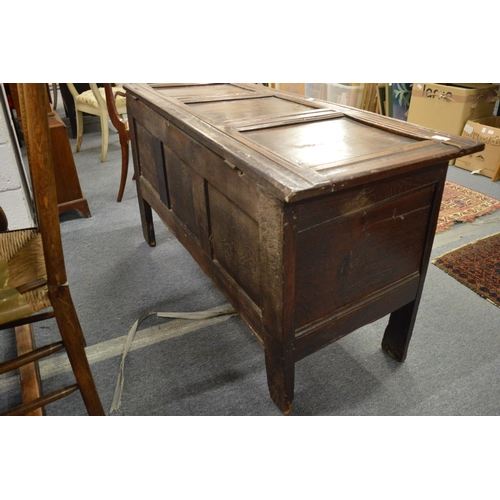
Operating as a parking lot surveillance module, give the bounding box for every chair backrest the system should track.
[104,84,128,135]
[65,83,83,100]
[18,84,68,288]
[67,83,103,108]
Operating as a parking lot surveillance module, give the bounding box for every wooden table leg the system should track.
[139,195,156,247]
[264,339,295,415]
[381,300,419,362]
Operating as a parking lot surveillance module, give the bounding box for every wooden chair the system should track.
[0,84,104,416]
[104,84,131,202]
[59,84,92,138]
[66,83,126,162]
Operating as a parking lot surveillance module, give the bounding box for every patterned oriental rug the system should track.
[433,232,500,308]
[436,181,500,233]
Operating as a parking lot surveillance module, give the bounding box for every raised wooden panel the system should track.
[151,83,258,98]
[208,185,261,308]
[163,144,199,238]
[294,183,435,330]
[187,96,315,123]
[135,122,160,192]
[241,116,418,172]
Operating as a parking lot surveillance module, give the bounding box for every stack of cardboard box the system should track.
[455,116,500,182]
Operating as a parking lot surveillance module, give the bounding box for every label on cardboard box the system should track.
[463,124,500,146]
[412,83,497,104]
[464,123,474,134]
[455,117,500,181]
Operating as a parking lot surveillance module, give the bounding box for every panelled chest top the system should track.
[124,83,483,202]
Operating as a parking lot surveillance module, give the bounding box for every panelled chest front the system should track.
[125,83,483,413]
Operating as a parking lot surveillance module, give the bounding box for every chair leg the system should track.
[50,285,104,415]
[117,140,129,202]
[75,110,84,152]
[15,324,44,416]
[99,113,109,163]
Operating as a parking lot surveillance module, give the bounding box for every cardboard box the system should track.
[407,83,499,136]
[455,116,500,181]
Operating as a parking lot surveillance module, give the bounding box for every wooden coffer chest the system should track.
[125,83,483,414]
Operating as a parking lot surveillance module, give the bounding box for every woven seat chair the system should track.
[0,84,104,416]
[66,83,127,162]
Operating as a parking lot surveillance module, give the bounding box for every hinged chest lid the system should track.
[125,83,484,202]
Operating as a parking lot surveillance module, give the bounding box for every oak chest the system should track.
[125,83,483,414]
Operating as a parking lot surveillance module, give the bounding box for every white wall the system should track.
[0,85,34,229]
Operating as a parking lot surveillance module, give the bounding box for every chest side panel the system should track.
[128,96,281,333]
[293,167,444,333]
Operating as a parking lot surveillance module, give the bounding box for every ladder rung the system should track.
[1,385,79,416]
[0,341,65,375]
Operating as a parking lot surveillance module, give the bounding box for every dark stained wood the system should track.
[104,84,131,202]
[0,342,64,374]
[3,385,79,416]
[48,110,91,217]
[125,83,484,414]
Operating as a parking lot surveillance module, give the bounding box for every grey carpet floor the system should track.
[2,95,500,417]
